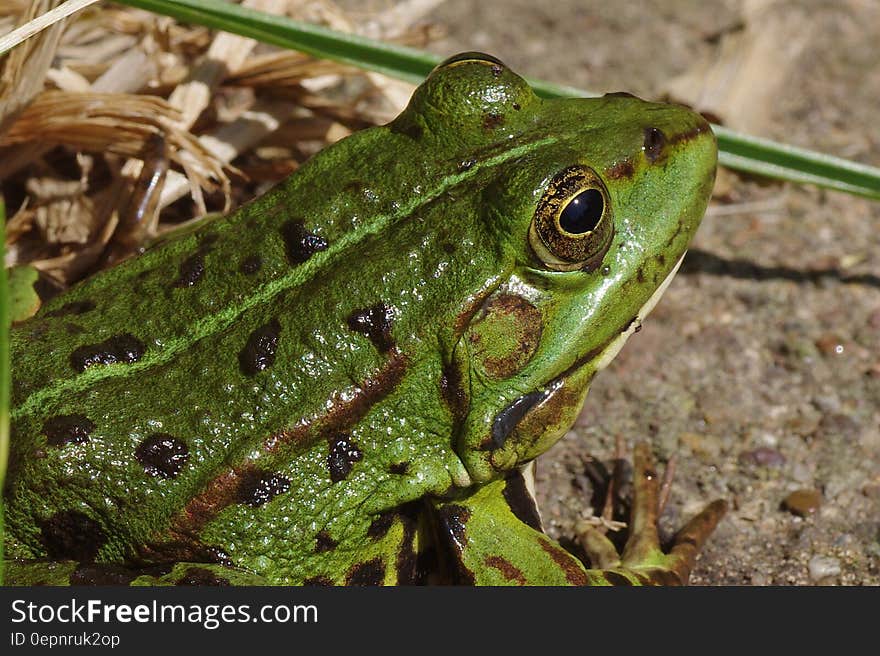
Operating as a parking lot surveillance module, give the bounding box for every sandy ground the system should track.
[424,0,880,585]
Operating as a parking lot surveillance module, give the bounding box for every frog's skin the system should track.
[4,53,721,586]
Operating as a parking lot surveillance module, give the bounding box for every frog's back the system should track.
[5,89,522,581]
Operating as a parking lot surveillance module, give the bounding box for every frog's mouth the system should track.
[588,252,685,374]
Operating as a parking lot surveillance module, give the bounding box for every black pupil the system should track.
[559,189,604,235]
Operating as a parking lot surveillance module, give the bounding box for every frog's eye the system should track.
[529,166,614,272]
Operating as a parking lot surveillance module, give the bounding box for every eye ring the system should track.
[529,166,614,272]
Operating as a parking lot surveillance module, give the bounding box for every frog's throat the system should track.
[593,252,685,372]
[467,255,687,482]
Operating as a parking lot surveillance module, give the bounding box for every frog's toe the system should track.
[577,524,620,570]
[661,498,728,583]
[577,441,726,585]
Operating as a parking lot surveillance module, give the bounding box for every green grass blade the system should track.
[113,0,880,201]
[713,126,880,200]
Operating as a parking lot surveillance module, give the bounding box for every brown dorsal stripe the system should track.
[156,352,410,546]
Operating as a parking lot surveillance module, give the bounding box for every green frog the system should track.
[3,53,723,586]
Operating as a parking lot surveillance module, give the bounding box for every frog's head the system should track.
[421,54,718,483]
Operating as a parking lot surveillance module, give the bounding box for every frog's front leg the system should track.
[432,444,725,586]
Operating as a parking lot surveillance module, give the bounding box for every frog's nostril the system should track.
[643,127,666,163]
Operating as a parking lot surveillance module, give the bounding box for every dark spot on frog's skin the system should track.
[485,390,549,451]
[32,273,64,304]
[388,461,410,475]
[199,232,219,250]
[604,571,634,586]
[490,64,504,77]
[344,180,364,194]
[281,220,328,265]
[176,567,230,586]
[655,253,667,267]
[667,120,712,146]
[27,323,50,341]
[346,558,386,586]
[39,510,107,561]
[399,123,423,141]
[485,556,527,585]
[502,472,543,531]
[71,567,121,585]
[606,158,635,180]
[45,299,96,318]
[63,322,84,336]
[392,506,425,585]
[239,254,263,275]
[235,469,290,507]
[70,563,170,585]
[537,540,589,585]
[636,266,646,284]
[346,304,395,352]
[436,505,475,585]
[239,319,281,376]
[327,433,363,483]
[482,113,504,130]
[70,333,145,372]
[414,546,439,584]
[663,218,687,251]
[314,530,338,553]
[367,512,396,540]
[512,102,521,111]
[206,546,235,567]
[42,414,95,447]
[173,253,205,288]
[440,361,467,423]
[135,434,189,479]
[303,576,334,586]
[458,158,476,172]
[643,127,667,163]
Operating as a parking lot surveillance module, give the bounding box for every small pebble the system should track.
[815,334,845,357]
[782,489,822,516]
[749,572,769,586]
[792,463,812,484]
[862,483,880,500]
[808,555,841,581]
[739,447,786,468]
